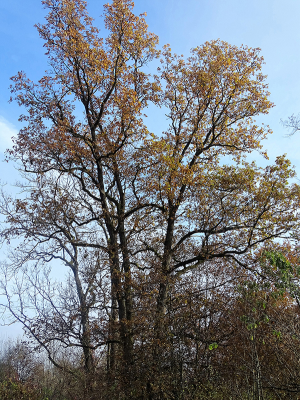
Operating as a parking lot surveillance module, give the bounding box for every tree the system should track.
[0,175,109,375]
[282,113,300,136]
[219,249,300,399]
[1,0,300,397]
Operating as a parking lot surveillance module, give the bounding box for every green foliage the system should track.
[0,379,41,400]
[208,342,218,350]
[263,251,300,300]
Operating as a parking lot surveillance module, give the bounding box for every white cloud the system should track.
[0,116,18,153]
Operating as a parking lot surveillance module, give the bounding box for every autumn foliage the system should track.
[1,0,300,399]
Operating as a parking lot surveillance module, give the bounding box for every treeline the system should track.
[1,0,300,398]
[1,252,300,399]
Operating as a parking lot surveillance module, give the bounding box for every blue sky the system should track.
[1,0,300,166]
[1,0,300,337]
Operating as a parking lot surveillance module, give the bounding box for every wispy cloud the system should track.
[0,116,18,153]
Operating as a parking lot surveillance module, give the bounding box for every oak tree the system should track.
[1,0,300,397]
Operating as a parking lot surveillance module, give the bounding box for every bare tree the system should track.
[282,113,300,136]
[0,174,112,375]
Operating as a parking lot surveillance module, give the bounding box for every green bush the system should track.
[0,378,42,400]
